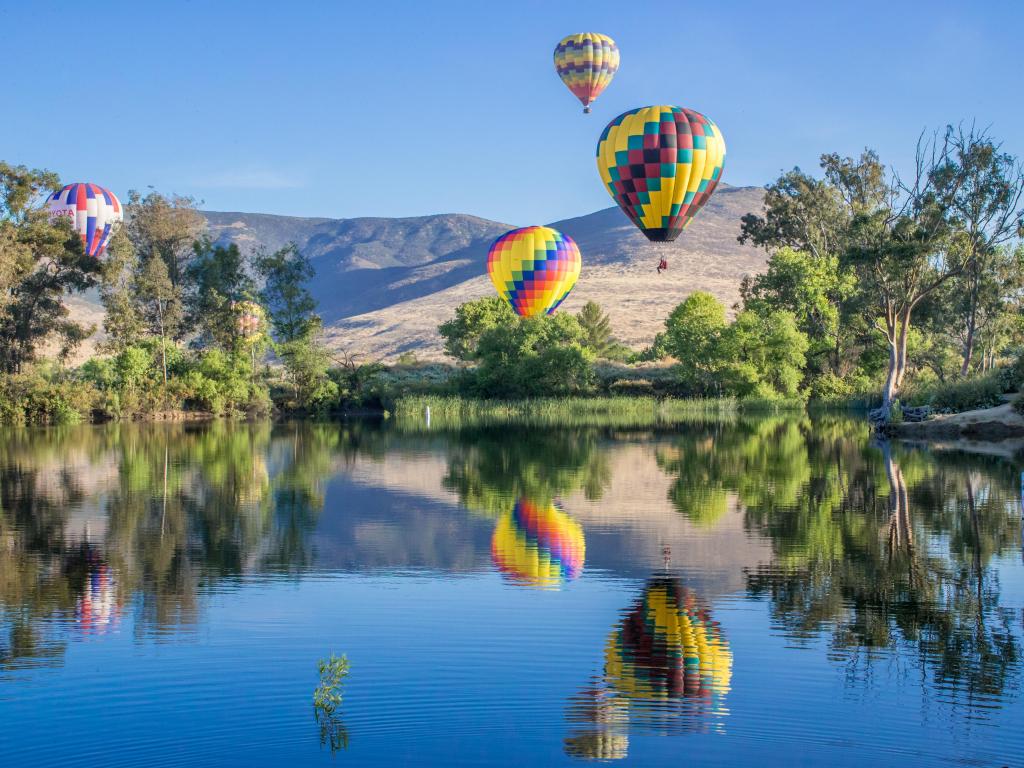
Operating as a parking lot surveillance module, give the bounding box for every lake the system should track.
[0,416,1021,767]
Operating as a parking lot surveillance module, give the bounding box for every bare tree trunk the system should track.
[961,318,976,376]
[882,339,899,410]
[894,309,911,390]
[157,299,168,390]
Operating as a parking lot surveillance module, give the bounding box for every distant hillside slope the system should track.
[70,186,767,361]
[309,185,768,359]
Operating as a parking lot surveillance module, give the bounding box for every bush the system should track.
[608,378,656,397]
[0,369,98,424]
[902,370,1006,413]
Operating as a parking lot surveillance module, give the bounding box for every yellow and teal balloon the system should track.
[604,577,732,711]
[596,106,726,243]
[554,33,620,113]
[486,226,582,317]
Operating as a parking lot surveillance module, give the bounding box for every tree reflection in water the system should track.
[0,417,1021,722]
[0,422,340,668]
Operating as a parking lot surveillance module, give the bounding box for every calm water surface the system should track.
[0,416,1021,766]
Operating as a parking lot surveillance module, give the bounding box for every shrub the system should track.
[902,370,1005,413]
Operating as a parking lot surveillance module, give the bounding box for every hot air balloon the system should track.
[75,548,120,634]
[604,576,731,731]
[491,498,586,588]
[233,300,265,344]
[554,33,620,114]
[44,183,123,258]
[596,106,725,271]
[486,226,582,317]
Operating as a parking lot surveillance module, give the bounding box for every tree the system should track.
[0,162,100,373]
[136,252,179,387]
[125,190,205,288]
[98,229,144,351]
[277,320,339,413]
[438,297,516,362]
[719,309,808,398]
[839,145,966,410]
[577,301,616,358]
[929,126,1024,374]
[740,247,856,375]
[662,291,727,392]
[187,239,255,349]
[474,313,594,398]
[742,145,978,413]
[125,190,204,348]
[254,243,318,343]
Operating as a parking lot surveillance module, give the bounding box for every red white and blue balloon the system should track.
[45,183,123,257]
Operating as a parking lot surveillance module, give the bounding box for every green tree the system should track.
[438,297,516,362]
[255,243,318,343]
[662,291,727,392]
[278,321,340,413]
[577,301,615,358]
[929,126,1024,374]
[136,252,179,387]
[187,239,255,349]
[99,228,144,351]
[473,313,594,398]
[0,163,99,373]
[740,247,856,376]
[720,309,808,398]
[126,190,205,288]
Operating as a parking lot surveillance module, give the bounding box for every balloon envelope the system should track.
[233,300,265,343]
[45,183,123,257]
[486,226,582,317]
[554,33,620,113]
[605,577,731,713]
[491,499,585,588]
[596,106,725,243]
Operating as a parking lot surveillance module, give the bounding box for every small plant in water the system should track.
[313,653,350,715]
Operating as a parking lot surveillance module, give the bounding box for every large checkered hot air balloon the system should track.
[486,226,582,318]
[44,183,123,258]
[604,576,731,731]
[596,106,725,271]
[491,498,586,589]
[554,33,620,114]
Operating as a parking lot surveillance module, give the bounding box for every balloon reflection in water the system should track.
[604,576,731,731]
[491,499,585,589]
[564,685,629,761]
[75,549,120,634]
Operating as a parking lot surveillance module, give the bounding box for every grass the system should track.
[391,394,804,430]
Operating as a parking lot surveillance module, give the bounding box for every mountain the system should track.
[200,185,767,360]
[69,186,767,361]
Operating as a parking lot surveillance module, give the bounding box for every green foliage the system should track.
[391,395,750,431]
[438,297,516,361]
[0,367,98,424]
[576,301,619,358]
[901,369,1007,413]
[186,240,256,348]
[0,163,100,373]
[254,243,317,343]
[277,324,340,413]
[473,313,595,398]
[313,653,350,716]
[662,292,809,399]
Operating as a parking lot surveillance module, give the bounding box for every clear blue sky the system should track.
[3,0,1021,224]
